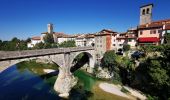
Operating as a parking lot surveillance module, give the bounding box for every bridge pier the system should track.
[53,53,77,98]
[53,67,77,98]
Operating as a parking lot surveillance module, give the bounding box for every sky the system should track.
[0,0,170,40]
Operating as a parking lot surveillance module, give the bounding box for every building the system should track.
[47,23,53,34]
[111,32,118,51]
[75,34,95,47]
[85,34,95,47]
[140,4,153,25]
[137,3,170,46]
[75,34,86,47]
[95,29,116,61]
[138,19,170,46]
[53,32,75,44]
[27,36,41,48]
[126,28,138,49]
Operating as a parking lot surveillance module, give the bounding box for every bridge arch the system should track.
[70,51,95,72]
[0,56,62,73]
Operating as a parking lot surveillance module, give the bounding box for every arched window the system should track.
[147,8,150,14]
[142,9,145,15]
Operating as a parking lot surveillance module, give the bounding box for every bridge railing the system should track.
[0,47,94,60]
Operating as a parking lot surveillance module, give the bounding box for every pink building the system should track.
[138,19,170,46]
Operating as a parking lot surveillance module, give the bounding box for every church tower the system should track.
[47,23,53,34]
[140,4,153,25]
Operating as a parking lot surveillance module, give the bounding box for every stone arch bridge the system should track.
[0,47,95,97]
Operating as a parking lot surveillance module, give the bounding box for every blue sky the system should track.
[0,0,170,40]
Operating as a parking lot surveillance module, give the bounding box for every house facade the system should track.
[95,29,115,62]
[27,36,41,48]
[138,19,170,46]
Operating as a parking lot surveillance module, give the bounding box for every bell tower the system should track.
[47,23,53,34]
[140,4,153,25]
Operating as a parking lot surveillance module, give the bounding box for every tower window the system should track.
[147,8,150,14]
[142,9,145,15]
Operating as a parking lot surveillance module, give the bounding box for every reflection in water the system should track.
[0,64,96,100]
[0,65,60,100]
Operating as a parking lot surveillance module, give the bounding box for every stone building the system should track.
[140,4,153,25]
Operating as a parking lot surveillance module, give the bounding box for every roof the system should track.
[140,3,153,8]
[101,29,117,33]
[53,32,74,38]
[138,19,170,29]
[95,29,117,36]
[31,36,41,40]
[86,34,95,38]
[76,34,86,39]
[138,37,160,42]
[165,24,170,30]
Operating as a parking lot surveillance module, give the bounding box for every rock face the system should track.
[81,63,93,74]
[54,67,77,98]
[96,68,113,79]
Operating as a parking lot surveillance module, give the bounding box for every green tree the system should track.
[43,34,54,44]
[123,44,130,51]
[59,40,76,47]
[164,33,170,45]
[26,38,31,43]
[11,37,20,43]
[33,42,45,49]
[101,51,119,76]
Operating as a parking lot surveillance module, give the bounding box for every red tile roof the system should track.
[139,19,170,29]
[31,36,41,40]
[95,29,117,36]
[165,24,170,30]
[138,37,160,42]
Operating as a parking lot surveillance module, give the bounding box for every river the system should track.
[0,61,131,100]
[0,61,96,100]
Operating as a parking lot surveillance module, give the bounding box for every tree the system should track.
[11,37,20,43]
[148,60,169,87]
[164,33,170,45]
[43,34,54,44]
[101,50,118,72]
[26,38,31,43]
[33,42,45,49]
[59,40,76,47]
[123,44,130,51]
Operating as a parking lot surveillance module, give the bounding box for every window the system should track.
[100,45,102,47]
[153,30,156,34]
[113,44,115,46]
[142,9,145,15]
[146,8,150,14]
[118,39,121,42]
[140,31,143,35]
[119,44,122,46]
[150,30,156,34]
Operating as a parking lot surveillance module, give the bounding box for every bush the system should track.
[120,87,129,93]
[123,44,130,51]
